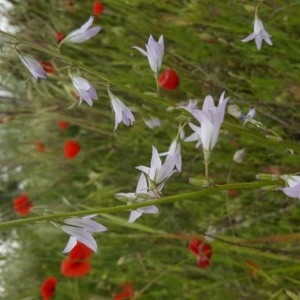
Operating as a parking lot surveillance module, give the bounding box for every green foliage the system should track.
[0,0,300,299]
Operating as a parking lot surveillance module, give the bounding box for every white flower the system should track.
[136,145,178,190]
[242,16,272,50]
[233,148,246,164]
[144,117,161,129]
[159,139,182,172]
[115,173,159,223]
[281,175,300,200]
[18,54,47,80]
[133,35,164,74]
[185,92,228,151]
[61,214,107,253]
[108,89,135,131]
[71,76,98,106]
[60,16,101,44]
[178,99,199,114]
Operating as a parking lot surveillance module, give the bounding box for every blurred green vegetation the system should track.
[0,0,300,299]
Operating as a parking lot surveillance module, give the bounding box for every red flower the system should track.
[61,242,93,278]
[189,239,212,268]
[58,120,69,130]
[158,69,180,90]
[93,0,104,16]
[41,61,56,74]
[40,276,58,300]
[13,193,33,216]
[69,242,93,260]
[114,283,134,300]
[35,142,45,153]
[56,32,65,44]
[61,259,91,277]
[64,140,80,159]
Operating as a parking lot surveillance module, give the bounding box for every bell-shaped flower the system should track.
[133,35,164,74]
[60,16,101,44]
[60,214,107,253]
[159,139,182,172]
[108,89,135,131]
[144,117,161,129]
[18,54,47,80]
[281,175,300,200]
[178,99,199,114]
[242,16,272,50]
[185,92,228,151]
[115,173,159,223]
[136,145,178,191]
[71,76,98,106]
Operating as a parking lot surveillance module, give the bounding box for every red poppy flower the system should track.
[114,283,134,300]
[56,32,65,44]
[93,0,104,16]
[13,193,33,216]
[58,120,69,130]
[40,276,58,300]
[35,142,45,153]
[69,242,93,260]
[61,242,93,277]
[158,69,180,90]
[41,61,56,74]
[64,140,80,159]
[189,239,212,268]
[61,259,91,277]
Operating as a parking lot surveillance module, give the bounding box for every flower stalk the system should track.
[0,181,279,230]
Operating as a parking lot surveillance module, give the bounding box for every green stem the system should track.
[0,180,279,230]
[154,72,160,97]
[203,149,210,180]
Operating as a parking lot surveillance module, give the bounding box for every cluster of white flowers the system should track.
[9,6,281,256]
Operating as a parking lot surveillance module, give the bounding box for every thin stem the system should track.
[203,149,210,180]
[0,180,279,230]
[154,72,160,97]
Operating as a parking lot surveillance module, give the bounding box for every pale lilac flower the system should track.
[242,16,272,50]
[136,145,178,191]
[71,76,98,106]
[18,54,47,80]
[133,35,164,74]
[115,173,159,223]
[281,175,300,200]
[159,139,182,172]
[60,16,101,44]
[185,92,228,151]
[178,99,199,114]
[144,117,161,129]
[61,214,107,253]
[108,90,135,131]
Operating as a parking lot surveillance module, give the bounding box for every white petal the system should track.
[61,225,98,252]
[63,217,107,232]
[241,33,255,43]
[63,236,77,253]
[136,173,148,193]
[132,46,148,57]
[282,184,300,199]
[128,210,143,223]
[138,205,159,214]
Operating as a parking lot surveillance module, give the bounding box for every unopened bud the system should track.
[256,173,279,181]
[227,104,241,118]
[233,148,246,164]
